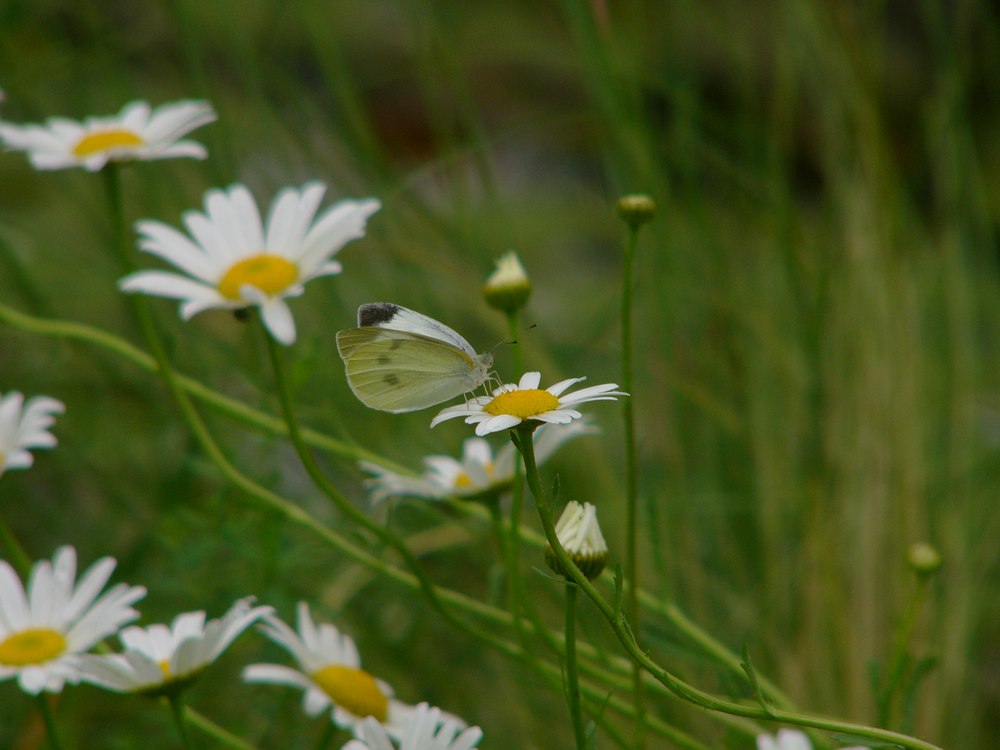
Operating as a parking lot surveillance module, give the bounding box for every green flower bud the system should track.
[545,501,609,581]
[483,250,531,312]
[908,542,942,577]
[616,194,655,226]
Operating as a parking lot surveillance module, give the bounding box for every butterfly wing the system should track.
[356,303,478,357]
[336,327,490,413]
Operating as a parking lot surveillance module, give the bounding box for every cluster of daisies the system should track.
[0,545,481,749]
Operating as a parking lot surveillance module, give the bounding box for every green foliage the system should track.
[2,0,999,747]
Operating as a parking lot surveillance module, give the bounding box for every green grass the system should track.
[1,0,999,747]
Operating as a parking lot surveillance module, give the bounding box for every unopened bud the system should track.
[908,542,942,577]
[616,194,655,226]
[483,250,531,313]
[545,501,608,581]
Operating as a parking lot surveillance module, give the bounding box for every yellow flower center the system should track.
[483,389,559,419]
[159,660,172,680]
[0,628,67,666]
[217,255,298,300]
[454,472,473,490]
[311,664,388,722]
[72,129,145,158]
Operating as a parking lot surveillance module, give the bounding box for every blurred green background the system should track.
[2,0,999,747]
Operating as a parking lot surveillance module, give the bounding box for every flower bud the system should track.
[908,542,942,577]
[616,194,655,226]
[545,501,608,581]
[483,250,531,312]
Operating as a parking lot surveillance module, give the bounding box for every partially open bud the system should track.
[483,250,531,313]
[908,542,942,577]
[545,501,609,581]
[616,194,655,227]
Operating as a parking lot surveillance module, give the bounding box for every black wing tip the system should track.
[358,302,401,327]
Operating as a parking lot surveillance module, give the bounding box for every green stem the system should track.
[620,218,644,749]
[168,693,195,750]
[313,720,339,750]
[565,585,588,749]
[877,575,932,726]
[36,695,64,750]
[0,514,32,576]
[513,425,943,750]
[185,707,259,750]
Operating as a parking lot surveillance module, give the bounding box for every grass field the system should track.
[1,1,999,748]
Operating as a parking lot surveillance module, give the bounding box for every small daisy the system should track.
[74,597,272,695]
[119,182,380,345]
[361,421,595,504]
[431,371,626,436]
[343,702,483,750]
[243,602,414,737]
[0,390,65,478]
[0,99,215,171]
[0,546,146,694]
[757,729,867,750]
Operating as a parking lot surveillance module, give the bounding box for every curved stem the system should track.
[514,425,943,750]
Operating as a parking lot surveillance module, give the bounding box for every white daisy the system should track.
[0,390,64,478]
[243,602,414,737]
[361,421,596,504]
[343,702,483,750]
[0,99,215,171]
[430,371,626,436]
[0,546,146,694]
[119,182,380,345]
[757,729,867,750]
[74,597,272,694]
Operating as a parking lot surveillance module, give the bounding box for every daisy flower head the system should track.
[343,702,483,750]
[74,597,272,695]
[757,729,867,750]
[361,420,596,504]
[0,546,146,694]
[119,182,380,345]
[430,371,626,436]
[0,99,215,171]
[243,602,413,737]
[0,390,64,478]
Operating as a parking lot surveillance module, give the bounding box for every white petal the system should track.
[259,299,296,345]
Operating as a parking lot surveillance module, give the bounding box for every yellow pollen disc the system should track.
[0,628,67,666]
[217,255,298,300]
[159,660,172,680]
[72,129,145,158]
[484,389,559,419]
[311,664,388,722]
[454,472,473,489]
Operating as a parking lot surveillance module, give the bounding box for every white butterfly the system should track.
[336,303,494,413]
